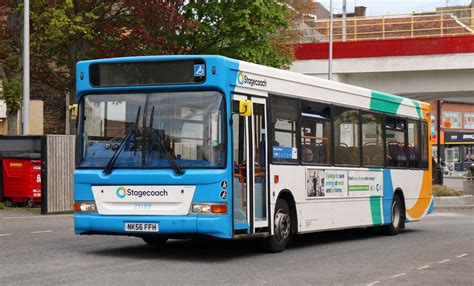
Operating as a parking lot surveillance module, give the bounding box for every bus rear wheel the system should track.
[142,237,168,247]
[263,199,291,253]
[385,194,403,235]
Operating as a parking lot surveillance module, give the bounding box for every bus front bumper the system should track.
[74,213,231,239]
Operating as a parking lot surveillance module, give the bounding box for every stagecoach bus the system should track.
[74,55,433,252]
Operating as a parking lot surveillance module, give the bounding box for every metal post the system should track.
[22,0,30,135]
[65,89,70,135]
[342,0,347,41]
[436,100,444,185]
[328,0,333,80]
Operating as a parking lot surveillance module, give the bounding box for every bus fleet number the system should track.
[134,203,152,210]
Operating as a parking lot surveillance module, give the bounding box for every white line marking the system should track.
[3,214,72,219]
[438,259,450,264]
[456,254,468,258]
[31,230,53,234]
[391,273,407,278]
[418,265,430,270]
[367,281,380,286]
[0,233,13,237]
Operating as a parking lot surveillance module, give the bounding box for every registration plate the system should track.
[124,223,159,232]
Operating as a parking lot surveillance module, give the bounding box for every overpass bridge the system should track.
[290,35,474,101]
[290,7,474,102]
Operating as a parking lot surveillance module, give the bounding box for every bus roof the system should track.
[76,55,429,120]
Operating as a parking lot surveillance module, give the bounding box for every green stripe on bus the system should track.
[348,185,370,191]
[370,90,403,115]
[368,168,383,171]
[410,99,422,119]
[370,196,383,225]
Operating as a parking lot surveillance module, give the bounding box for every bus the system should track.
[74,55,433,252]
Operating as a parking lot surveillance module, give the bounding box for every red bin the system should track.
[2,158,42,207]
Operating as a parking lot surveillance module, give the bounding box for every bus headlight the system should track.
[192,203,227,214]
[74,201,97,213]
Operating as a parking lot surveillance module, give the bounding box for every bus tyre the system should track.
[142,237,168,247]
[385,194,403,235]
[263,199,291,253]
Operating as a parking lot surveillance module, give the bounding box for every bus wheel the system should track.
[142,237,168,247]
[263,199,291,253]
[385,194,403,235]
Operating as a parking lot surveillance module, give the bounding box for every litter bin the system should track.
[2,158,42,207]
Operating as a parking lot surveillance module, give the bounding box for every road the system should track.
[0,208,472,286]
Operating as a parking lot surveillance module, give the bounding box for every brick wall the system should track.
[31,83,65,134]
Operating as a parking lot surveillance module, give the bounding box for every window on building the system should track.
[333,107,360,165]
[270,96,298,163]
[386,117,407,168]
[362,112,384,167]
[443,111,461,128]
[408,120,421,168]
[464,112,474,129]
[301,101,332,165]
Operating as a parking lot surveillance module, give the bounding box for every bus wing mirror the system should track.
[239,100,252,117]
[69,104,78,120]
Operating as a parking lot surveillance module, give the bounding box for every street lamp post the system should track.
[22,0,30,135]
[436,99,444,185]
[328,0,333,80]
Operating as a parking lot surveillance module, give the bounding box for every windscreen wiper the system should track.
[146,106,184,175]
[103,107,141,175]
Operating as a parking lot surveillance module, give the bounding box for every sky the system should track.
[317,0,472,16]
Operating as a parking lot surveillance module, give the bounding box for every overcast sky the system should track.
[317,0,472,16]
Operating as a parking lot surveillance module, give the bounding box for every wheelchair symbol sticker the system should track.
[220,190,228,200]
[220,180,228,190]
[194,64,205,76]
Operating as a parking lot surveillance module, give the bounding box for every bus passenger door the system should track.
[232,95,268,235]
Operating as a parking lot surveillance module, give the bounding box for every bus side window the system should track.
[386,117,407,168]
[333,107,360,166]
[270,96,298,164]
[408,120,421,168]
[420,121,429,169]
[362,112,384,167]
[300,101,331,165]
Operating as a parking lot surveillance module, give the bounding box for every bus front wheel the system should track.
[142,237,168,247]
[263,199,291,253]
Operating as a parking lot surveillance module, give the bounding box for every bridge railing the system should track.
[294,7,474,43]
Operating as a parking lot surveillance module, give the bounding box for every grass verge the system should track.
[433,185,463,197]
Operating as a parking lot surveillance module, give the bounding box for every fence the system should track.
[296,7,474,43]
[42,135,75,214]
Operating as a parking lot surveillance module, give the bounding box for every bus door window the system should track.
[301,101,331,164]
[253,103,267,222]
[232,101,247,225]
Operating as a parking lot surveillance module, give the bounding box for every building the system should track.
[431,98,474,173]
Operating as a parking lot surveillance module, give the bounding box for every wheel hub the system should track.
[274,210,290,240]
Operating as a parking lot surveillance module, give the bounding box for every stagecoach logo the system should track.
[237,71,267,88]
[115,186,169,199]
[116,187,127,199]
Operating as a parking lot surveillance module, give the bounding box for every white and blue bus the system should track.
[74,55,433,252]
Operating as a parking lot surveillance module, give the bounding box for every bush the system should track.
[0,202,5,210]
[432,185,463,197]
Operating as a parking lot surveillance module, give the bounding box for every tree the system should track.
[181,0,299,69]
[0,0,191,134]
[0,1,23,134]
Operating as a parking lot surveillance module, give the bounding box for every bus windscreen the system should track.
[89,60,206,87]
